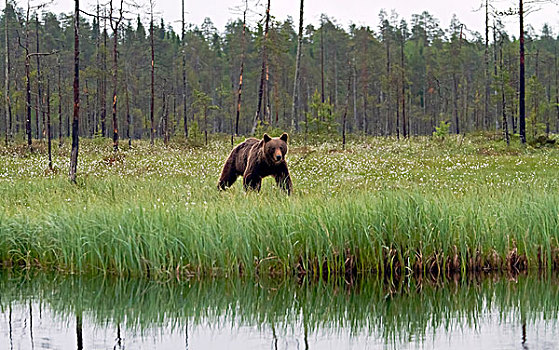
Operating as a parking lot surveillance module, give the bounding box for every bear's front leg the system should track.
[275,168,292,195]
[243,173,262,192]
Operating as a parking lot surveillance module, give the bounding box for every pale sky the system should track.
[7,0,559,38]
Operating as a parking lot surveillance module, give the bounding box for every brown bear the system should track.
[218,133,292,194]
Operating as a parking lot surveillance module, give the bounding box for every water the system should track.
[1,273,558,349]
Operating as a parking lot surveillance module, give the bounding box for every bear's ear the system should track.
[280,133,289,143]
[263,133,272,143]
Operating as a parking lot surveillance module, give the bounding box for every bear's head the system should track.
[262,133,289,165]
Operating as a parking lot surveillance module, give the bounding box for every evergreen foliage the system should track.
[1,3,559,142]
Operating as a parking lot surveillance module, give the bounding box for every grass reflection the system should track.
[1,273,559,345]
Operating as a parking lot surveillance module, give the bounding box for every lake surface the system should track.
[1,273,558,349]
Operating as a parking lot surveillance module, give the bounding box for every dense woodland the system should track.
[1,0,559,147]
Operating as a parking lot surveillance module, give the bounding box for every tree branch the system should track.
[27,50,59,59]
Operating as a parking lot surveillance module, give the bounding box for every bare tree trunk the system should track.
[484,0,490,130]
[4,0,11,145]
[69,0,80,183]
[265,52,271,124]
[493,21,499,130]
[555,44,559,132]
[290,0,304,130]
[95,2,100,136]
[519,0,526,143]
[150,1,155,145]
[182,0,188,138]
[273,79,279,125]
[101,14,107,137]
[162,84,169,145]
[252,0,270,134]
[47,78,52,170]
[124,62,131,147]
[396,90,400,139]
[58,56,63,147]
[385,28,391,136]
[342,63,352,149]
[204,106,208,145]
[453,74,460,134]
[109,0,123,152]
[85,80,90,137]
[533,49,540,138]
[363,87,368,134]
[36,14,44,140]
[401,31,407,138]
[235,0,247,137]
[500,38,510,146]
[320,20,325,103]
[24,3,32,149]
[172,80,177,137]
[352,59,358,131]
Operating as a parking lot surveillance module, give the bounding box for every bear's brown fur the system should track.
[218,133,292,194]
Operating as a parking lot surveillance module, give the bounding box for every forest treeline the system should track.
[1,0,559,146]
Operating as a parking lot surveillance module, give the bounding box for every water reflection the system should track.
[0,273,558,349]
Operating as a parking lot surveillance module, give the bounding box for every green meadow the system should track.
[1,134,559,278]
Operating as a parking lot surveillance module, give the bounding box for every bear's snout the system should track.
[274,149,283,162]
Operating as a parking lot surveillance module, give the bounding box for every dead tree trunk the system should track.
[69,0,80,183]
[85,80,90,137]
[182,0,188,138]
[385,26,391,136]
[95,2,100,135]
[401,30,407,138]
[150,1,155,145]
[500,37,510,146]
[320,20,325,104]
[555,44,559,132]
[36,14,44,140]
[342,62,352,149]
[47,78,52,170]
[251,0,270,134]
[290,0,304,130]
[109,0,124,152]
[162,82,169,145]
[58,55,63,146]
[453,74,460,134]
[234,0,247,137]
[101,15,107,137]
[24,2,32,148]
[484,0,490,130]
[519,0,526,143]
[4,0,11,145]
[124,62,131,147]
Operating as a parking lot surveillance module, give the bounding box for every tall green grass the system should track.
[1,135,559,277]
[1,187,559,277]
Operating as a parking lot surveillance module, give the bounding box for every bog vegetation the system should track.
[1,134,559,278]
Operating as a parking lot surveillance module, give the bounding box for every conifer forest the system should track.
[1,0,558,147]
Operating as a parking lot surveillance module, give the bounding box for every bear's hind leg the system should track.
[218,155,239,190]
[218,171,239,190]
